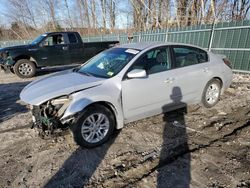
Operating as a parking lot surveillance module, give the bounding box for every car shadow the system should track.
[0,81,30,123]
[157,87,191,187]
[44,131,120,187]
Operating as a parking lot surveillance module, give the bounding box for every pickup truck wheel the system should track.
[14,59,36,78]
[71,104,115,148]
[202,79,222,108]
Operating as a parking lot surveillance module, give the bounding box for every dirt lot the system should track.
[0,70,249,188]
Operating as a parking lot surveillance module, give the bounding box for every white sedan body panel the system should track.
[121,70,173,122]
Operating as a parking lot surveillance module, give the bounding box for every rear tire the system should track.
[202,79,222,108]
[71,104,115,148]
[14,59,36,78]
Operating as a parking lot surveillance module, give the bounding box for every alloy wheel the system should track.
[81,113,110,143]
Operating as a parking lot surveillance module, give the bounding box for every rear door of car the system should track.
[66,33,85,64]
[169,45,212,103]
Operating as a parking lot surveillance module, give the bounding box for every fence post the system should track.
[208,22,215,51]
[165,27,169,42]
[139,33,142,42]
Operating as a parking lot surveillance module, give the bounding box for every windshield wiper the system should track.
[72,67,80,72]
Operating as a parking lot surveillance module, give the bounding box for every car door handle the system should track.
[164,78,175,84]
[203,67,209,73]
[62,46,68,50]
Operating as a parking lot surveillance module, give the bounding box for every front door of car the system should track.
[171,45,211,103]
[121,46,177,122]
[39,34,70,66]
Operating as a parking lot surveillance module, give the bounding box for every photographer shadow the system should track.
[157,87,191,188]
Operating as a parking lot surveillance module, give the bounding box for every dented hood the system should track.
[20,70,105,105]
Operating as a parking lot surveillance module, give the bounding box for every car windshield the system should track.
[30,34,47,44]
[77,48,140,78]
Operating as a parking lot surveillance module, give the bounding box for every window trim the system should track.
[170,45,209,69]
[41,33,66,46]
[122,45,172,80]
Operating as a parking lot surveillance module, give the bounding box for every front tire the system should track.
[202,79,222,108]
[71,104,115,148]
[14,59,36,78]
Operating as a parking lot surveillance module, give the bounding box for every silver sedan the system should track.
[20,42,233,147]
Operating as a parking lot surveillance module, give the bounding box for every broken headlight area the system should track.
[31,96,74,138]
[0,52,15,73]
[0,51,14,65]
[0,51,7,61]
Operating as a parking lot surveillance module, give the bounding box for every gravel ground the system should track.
[0,70,249,188]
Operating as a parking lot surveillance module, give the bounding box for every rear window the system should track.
[68,33,77,43]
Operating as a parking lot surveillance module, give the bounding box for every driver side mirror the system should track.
[127,69,147,79]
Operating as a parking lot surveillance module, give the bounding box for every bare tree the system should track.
[100,0,107,30]
[45,0,58,30]
[77,0,85,28]
[64,0,73,28]
[82,0,91,30]
[90,0,97,28]
[177,0,188,27]
[5,0,37,38]
[231,0,250,20]
[200,0,206,24]
[108,0,116,31]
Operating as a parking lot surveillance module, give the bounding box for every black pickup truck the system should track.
[0,32,119,78]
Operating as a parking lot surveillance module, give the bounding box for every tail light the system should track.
[223,58,232,69]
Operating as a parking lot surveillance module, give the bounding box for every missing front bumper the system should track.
[30,105,75,138]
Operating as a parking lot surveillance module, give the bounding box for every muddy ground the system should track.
[0,70,249,188]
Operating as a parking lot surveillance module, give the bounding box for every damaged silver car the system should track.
[20,43,233,148]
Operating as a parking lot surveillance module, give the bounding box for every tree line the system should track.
[0,0,249,40]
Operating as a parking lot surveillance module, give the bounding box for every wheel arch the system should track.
[62,99,124,129]
[85,101,117,124]
[14,55,38,67]
[212,77,223,87]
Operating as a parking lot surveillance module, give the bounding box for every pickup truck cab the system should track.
[0,32,119,78]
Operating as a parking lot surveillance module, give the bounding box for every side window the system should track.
[173,46,208,68]
[68,33,77,44]
[131,47,172,75]
[43,34,64,46]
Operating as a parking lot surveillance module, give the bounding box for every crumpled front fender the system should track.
[61,98,93,119]
[61,97,124,129]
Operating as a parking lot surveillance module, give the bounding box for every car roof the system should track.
[44,31,78,35]
[118,42,207,51]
